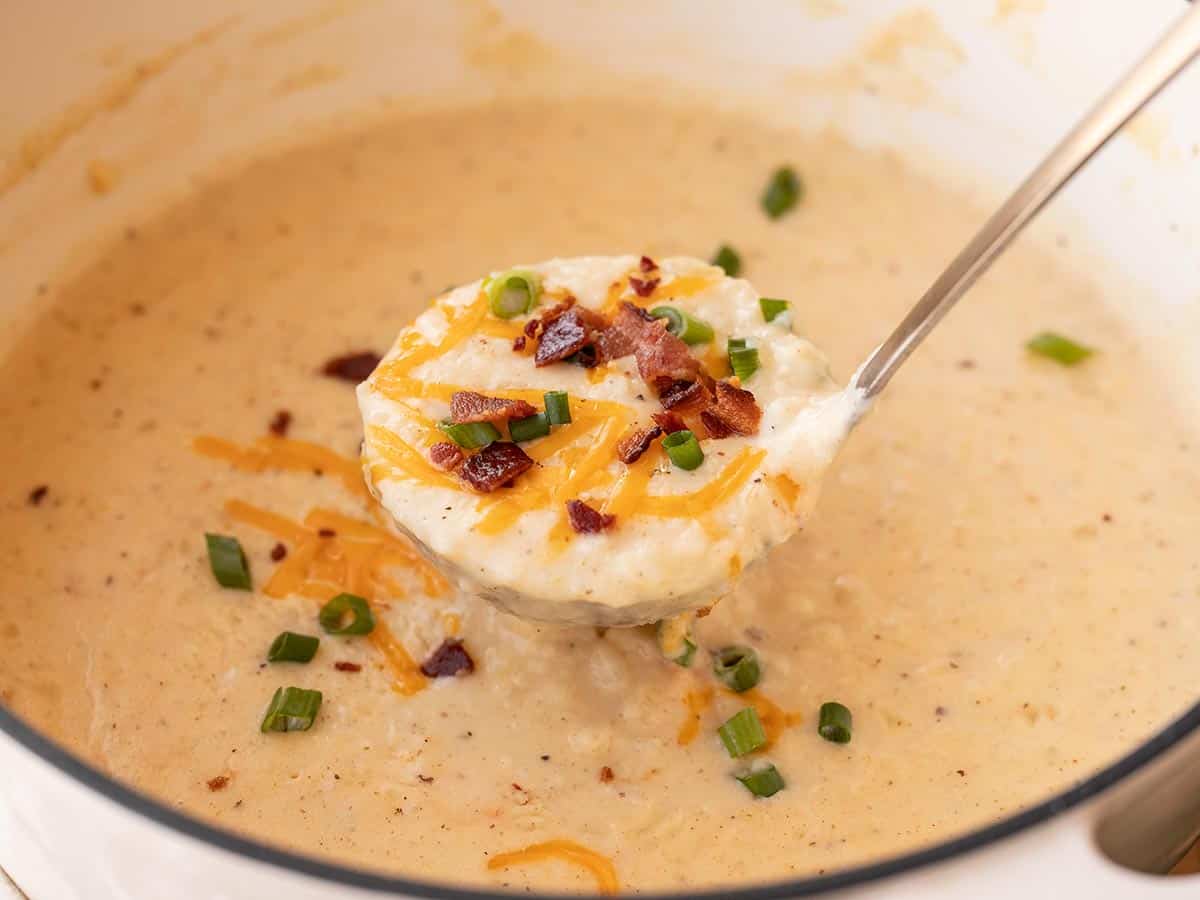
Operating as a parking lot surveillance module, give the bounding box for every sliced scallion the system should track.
[438,419,500,450]
[205,533,251,591]
[544,390,571,425]
[650,306,714,345]
[718,707,767,758]
[260,686,323,733]
[818,701,852,744]
[711,244,742,277]
[509,412,550,443]
[486,269,540,319]
[728,338,760,382]
[1026,331,1093,366]
[662,429,704,471]
[761,166,802,219]
[319,593,375,636]
[712,645,761,693]
[656,616,697,667]
[759,297,790,323]
[267,631,319,663]
[737,764,785,798]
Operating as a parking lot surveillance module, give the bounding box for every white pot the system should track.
[2,1,1200,897]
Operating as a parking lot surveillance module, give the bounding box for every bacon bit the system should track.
[321,351,381,383]
[616,425,662,464]
[599,766,615,783]
[652,411,687,435]
[268,410,292,437]
[206,775,230,792]
[417,774,435,783]
[699,411,734,439]
[27,485,48,506]
[460,442,534,492]
[635,321,702,390]
[628,275,659,297]
[429,441,465,472]
[596,302,657,362]
[334,661,362,672]
[523,318,541,339]
[659,379,710,413]
[511,335,526,352]
[450,390,537,425]
[270,543,287,562]
[639,255,656,273]
[535,306,605,367]
[566,499,615,534]
[317,528,337,538]
[420,638,475,677]
[705,381,763,436]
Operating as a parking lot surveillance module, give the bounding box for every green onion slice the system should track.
[649,306,714,345]
[818,701,853,744]
[267,631,320,663]
[205,533,252,591]
[736,763,785,798]
[485,269,541,319]
[509,412,551,443]
[318,593,375,636]
[260,686,323,733]
[728,338,761,382]
[718,707,767,758]
[761,166,802,219]
[662,429,704,471]
[1026,331,1093,366]
[711,244,742,277]
[759,297,790,323]
[712,645,761,693]
[438,419,500,450]
[657,616,697,667]
[673,637,698,668]
[544,390,572,425]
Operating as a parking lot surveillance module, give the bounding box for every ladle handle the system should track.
[853,1,1200,399]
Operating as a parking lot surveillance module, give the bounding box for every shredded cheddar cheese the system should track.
[487,840,619,895]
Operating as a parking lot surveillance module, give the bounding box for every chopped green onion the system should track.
[260,686,323,733]
[485,269,540,319]
[728,338,761,382]
[662,429,704,471]
[711,244,742,277]
[736,764,786,798]
[649,305,714,345]
[509,412,551,443]
[718,707,767,758]
[674,637,698,667]
[712,645,761,693]
[438,419,500,449]
[759,297,790,323]
[267,632,320,663]
[656,616,696,667]
[319,593,375,636]
[761,166,802,219]
[544,390,572,425]
[205,533,252,591]
[818,701,853,744]
[1026,331,1093,366]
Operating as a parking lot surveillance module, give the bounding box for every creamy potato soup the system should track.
[2,98,1199,894]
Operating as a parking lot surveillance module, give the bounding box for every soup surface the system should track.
[2,97,1199,894]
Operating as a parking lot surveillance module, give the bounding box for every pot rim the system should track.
[3,697,1198,897]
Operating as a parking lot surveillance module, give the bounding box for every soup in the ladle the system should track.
[1,97,1198,894]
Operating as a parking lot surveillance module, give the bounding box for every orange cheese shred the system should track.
[676,686,715,746]
[193,434,368,499]
[487,840,619,895]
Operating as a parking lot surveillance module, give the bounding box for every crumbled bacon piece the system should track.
[321,351,381,383]
[705,381,763,436]
[652,411,687,435]
[512,335,526,352]
[535,306,605,367]
[450,391,537,425]
[268,409,292,437]
[334,661,362,672]
[420,638,475,677]
[460,442,534,492]
[699,411,734,439]
[616,425,662,464]
[600,766,615,782]
[639,255,656,273]
[596,302,658,362]
[206,775,230,792]
[28,485,48,506]
[659,379,710,413]
[318,528,337,538]
[635,324,702,391]
[270,543,287,561]
[566,499,615,534]
[523,318,541,339]
[429,441,465,471]
[628,275,659,297]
